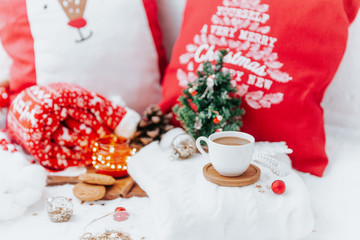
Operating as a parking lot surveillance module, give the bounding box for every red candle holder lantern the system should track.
[91,135,136,178]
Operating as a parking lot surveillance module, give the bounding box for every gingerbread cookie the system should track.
[73,182,106,201]
[79,173,115,186]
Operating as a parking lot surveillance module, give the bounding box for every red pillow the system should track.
[0,0,166,113]
[159,0,360,177]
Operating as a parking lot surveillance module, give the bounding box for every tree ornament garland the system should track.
[130,105,174,150]
[173,50,244,139]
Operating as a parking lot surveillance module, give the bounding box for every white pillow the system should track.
[1,0,164,113]
[322,14,360,132]
[156,0,186,59]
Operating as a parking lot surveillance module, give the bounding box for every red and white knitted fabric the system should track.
[7,83,140,171]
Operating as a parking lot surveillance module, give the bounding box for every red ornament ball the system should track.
[115,207,126,212]
[213,115,222,124]
[188,88,198,96]
[271,180,286,194]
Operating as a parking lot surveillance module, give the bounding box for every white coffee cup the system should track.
[196,131,255,177]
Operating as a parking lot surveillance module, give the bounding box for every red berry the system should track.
[115,207,126,212]
[213,115,223,124]
[272,180,286,194]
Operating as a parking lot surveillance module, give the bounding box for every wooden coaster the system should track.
[203,163,261,187]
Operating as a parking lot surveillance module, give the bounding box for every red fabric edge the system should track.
[0,0,36,101]
[344,0,360,23]
[142,0,168,79]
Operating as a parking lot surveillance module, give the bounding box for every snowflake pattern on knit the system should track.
[177,0,293,109]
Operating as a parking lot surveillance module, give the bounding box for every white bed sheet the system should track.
[1,124,359,239]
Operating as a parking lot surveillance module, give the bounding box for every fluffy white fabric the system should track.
[128,129,314,240]
[0,184,156,240]
[0,127,358,239]
[300,124,360,239]
[0,132,46,221]
[114,108,141,139]
[322,15,360,131]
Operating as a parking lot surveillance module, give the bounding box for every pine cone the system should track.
[130,105,174,150]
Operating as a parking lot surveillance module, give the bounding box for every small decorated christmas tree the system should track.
[173,50,244,139]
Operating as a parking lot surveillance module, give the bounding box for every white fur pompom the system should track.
[0,132,46,221]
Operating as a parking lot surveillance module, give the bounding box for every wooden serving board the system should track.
[46,174,146,199]
[46,176,81,186]
[203,163,261,187]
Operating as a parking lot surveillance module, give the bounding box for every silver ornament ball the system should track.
[172,133,196,159]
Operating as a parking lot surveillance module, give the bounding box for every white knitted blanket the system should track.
[128,129,314,240]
